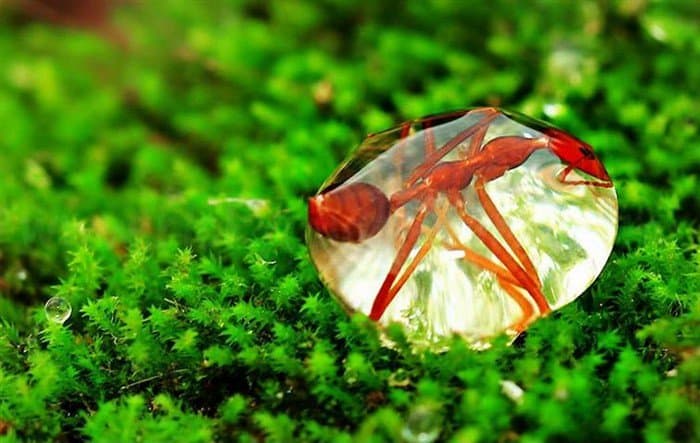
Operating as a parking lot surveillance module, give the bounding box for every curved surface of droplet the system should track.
[307,108,618,348]
[45,296,72,324]
[401,403,442,443]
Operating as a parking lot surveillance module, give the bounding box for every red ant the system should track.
[308,108,612,331]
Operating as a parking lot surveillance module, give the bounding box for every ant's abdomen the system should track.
[308,182,390,243]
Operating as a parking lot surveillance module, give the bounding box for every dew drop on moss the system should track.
[44,297,72,324]
[401,403,442,443]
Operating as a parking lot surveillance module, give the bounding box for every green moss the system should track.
[0,1,699,441]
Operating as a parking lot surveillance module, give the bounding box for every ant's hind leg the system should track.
[443,225,520,287]
[497,277,536,332]
[447,190,550,315]
[474,176,545,293]
[422,120,437,156]
[443,225,536,330]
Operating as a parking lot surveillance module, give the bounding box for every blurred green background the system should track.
[0,0,698,441]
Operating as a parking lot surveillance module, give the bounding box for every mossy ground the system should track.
[0,1,699,442]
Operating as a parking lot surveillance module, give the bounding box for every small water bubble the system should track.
[401,403,441,443]
[312,80,333,107]
[554,387,569,401]
[499,380,525,404]
[44,297,72,324]
[207,197,270,216]
[543,102,566,118]
[388,368,411,387]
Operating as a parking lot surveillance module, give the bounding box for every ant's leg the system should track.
[400,122,412,138]
[422,120,436,156]
[390,109,498,209]
[497,277,536,332]
[389,121,419,247]
[369,200,430,320]
[444,243,536,331]
[406,108,500,187]
[462,114,490,158]
[395,121,412,159]
[474,176,543,289]
[557,166,614,188]
[385,199,451,304]
[443,224,536,328]
[443,224,520,286]
[394,123,413,201]
[447,190,550,315]
[369,196,446,321]
[392,121,413,182]
[407,108,482,165]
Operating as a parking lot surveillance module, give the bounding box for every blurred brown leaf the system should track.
[4,0,128,46]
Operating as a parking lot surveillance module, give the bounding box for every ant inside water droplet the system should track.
[44,297,72,324]
[307,108,618,348]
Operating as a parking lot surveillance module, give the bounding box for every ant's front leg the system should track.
[473,176,544,291]
[557,165,614,188]
[451,117,543,291]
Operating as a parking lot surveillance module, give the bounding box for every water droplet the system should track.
[207,197,270,216]
[16,269,27,281]
[388,368,411,387]
[307,108,618,349]
[554,387,569,400]
[500,380,525,404]
[44,297,72,324]
[401,403,441,443]
[543,102,566,118]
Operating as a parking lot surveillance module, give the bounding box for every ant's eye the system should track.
[578,146,595,159]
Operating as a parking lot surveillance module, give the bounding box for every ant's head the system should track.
[543,127,611,184]
[502,110,612,186]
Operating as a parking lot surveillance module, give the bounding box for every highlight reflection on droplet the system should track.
[44,297,72,324]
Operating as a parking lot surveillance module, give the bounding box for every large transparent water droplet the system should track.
[307,108,618,349]
[401,403,442,443]
[44,297,72,324]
